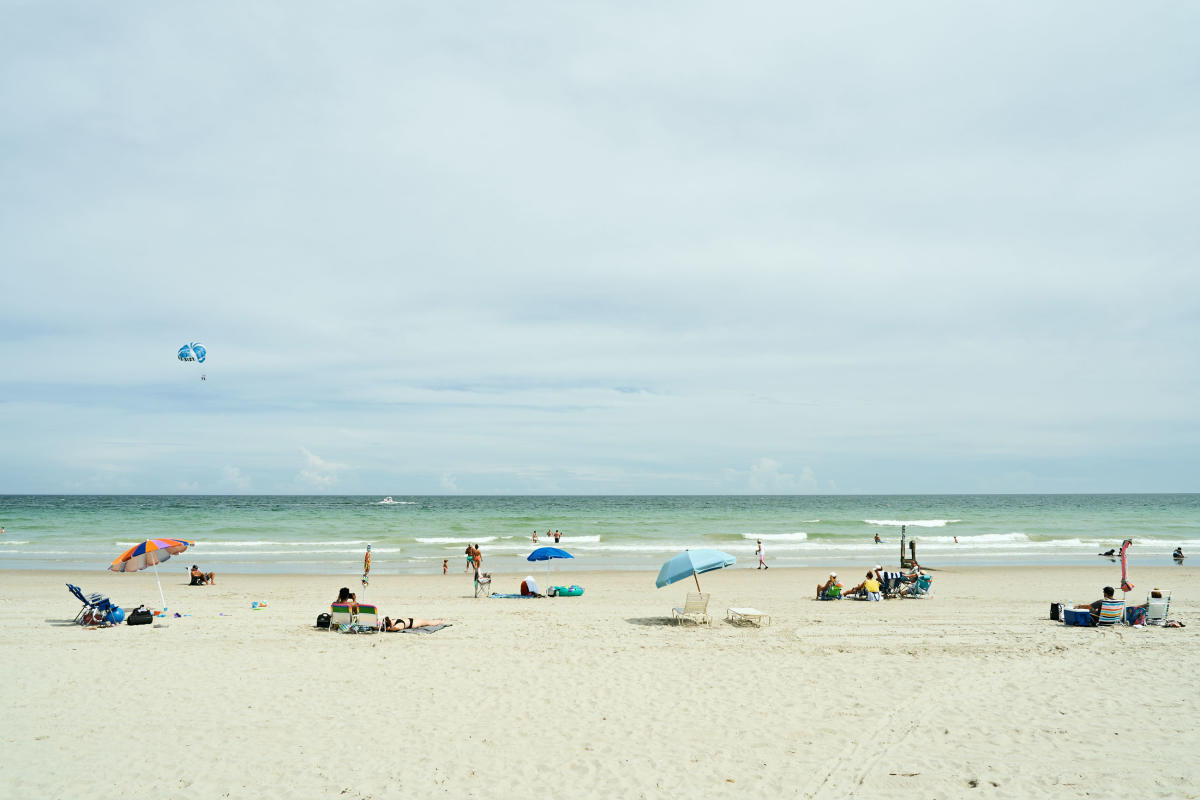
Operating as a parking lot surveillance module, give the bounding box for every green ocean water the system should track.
[0,494,1196,575]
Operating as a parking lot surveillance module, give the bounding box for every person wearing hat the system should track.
[816,571,842,600]
[189,564,215,586]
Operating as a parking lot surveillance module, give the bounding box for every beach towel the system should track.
[489,593,540,599]
[400,623,451,634]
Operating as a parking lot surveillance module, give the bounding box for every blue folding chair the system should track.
[66,583,113,624]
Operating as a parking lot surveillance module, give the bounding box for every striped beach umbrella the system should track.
[110,537,195,610]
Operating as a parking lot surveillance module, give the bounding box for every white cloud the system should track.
[745,458,819,494]
[440,473,460,493]
[220,465,251,491]
[298,448,348,489]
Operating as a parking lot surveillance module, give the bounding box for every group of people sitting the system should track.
[333,586,445,631]
[1073,586,1170,626]
[816,562,926,600]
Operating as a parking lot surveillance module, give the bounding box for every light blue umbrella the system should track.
[527,546,573,581]
[656,549,736,592]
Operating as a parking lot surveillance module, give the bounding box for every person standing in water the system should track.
[874,532,881,544]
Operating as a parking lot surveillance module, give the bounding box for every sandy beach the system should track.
[3,565,1196,799]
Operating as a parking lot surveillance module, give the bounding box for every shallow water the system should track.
[0,494,1195,574]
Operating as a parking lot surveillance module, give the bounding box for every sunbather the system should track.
[845,570,883,598]
[1075,586,1115,625]
[382,615,446,631]
[335,586,359,612]
[816,572,842,599]
[189,565,215,585]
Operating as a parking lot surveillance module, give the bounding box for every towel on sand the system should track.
[489,593,540,599]
[400,623,451,634]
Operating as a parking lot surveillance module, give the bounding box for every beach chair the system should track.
[1146,592,1171,626]
[1096,599,1125,626]
[67,583,113,625]
[474,572,492,598]
[355,604,380,631]
[879,572,902,598]
[900,574,933,598]
[329,603,355,631]
[672,593,711,626]
[818,585,842,601]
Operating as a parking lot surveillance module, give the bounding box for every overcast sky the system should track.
[2,2,1197,494]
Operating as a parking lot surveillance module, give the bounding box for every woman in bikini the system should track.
[382,614,446,631]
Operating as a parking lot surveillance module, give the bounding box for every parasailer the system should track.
[178,341,208,380]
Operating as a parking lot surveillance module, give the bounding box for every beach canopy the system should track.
[528,546,573,581]
[109,537,194,611]
[656,549,736,592]
[527,547,573,562]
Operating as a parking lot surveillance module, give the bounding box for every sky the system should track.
[1,2,1198,494]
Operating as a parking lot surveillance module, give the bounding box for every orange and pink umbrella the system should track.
[110,537,195,610]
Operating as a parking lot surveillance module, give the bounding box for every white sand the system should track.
[3,565,1197,799]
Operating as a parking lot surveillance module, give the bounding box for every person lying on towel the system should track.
[382,614,446,631]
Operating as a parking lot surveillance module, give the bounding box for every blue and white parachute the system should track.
[178,341,208,379]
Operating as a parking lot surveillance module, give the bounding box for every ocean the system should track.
[0,494,1196,575]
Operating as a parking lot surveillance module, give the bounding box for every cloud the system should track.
[1,5,1198,492]
[220,465,251,491]
[742,458,819,494]
[298,448,348,489]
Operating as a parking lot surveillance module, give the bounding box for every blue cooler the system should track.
[1063,608,1092,627]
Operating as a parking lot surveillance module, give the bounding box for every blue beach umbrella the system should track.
[656,549,736,592]
[527,546,573,581]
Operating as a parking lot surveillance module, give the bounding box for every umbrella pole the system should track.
[694,570,702,593]
[152,560,166,610]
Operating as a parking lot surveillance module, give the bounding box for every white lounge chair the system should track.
[726,607,771,626]
[672,592,711,626]
[1146,591,1171,626]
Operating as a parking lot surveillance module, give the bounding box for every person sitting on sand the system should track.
[520,575,544,597]
[189,565,215,585]
[381,614,446,631]
[845,570,884,599]
[816,572,842,599]
[1098,549,1116,557]
[1075,586,1114,626]
[335,586,359,612]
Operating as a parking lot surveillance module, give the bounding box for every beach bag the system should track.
[127,606,153,626]
[316,613,331,629]
[1050,602,1062,621]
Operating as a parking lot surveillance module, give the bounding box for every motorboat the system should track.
[379,496,397,505]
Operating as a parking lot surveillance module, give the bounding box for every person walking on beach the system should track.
[472,545,482,571]
[442,559,448,575]
[465,545,475,573]
[756,539,767,569]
